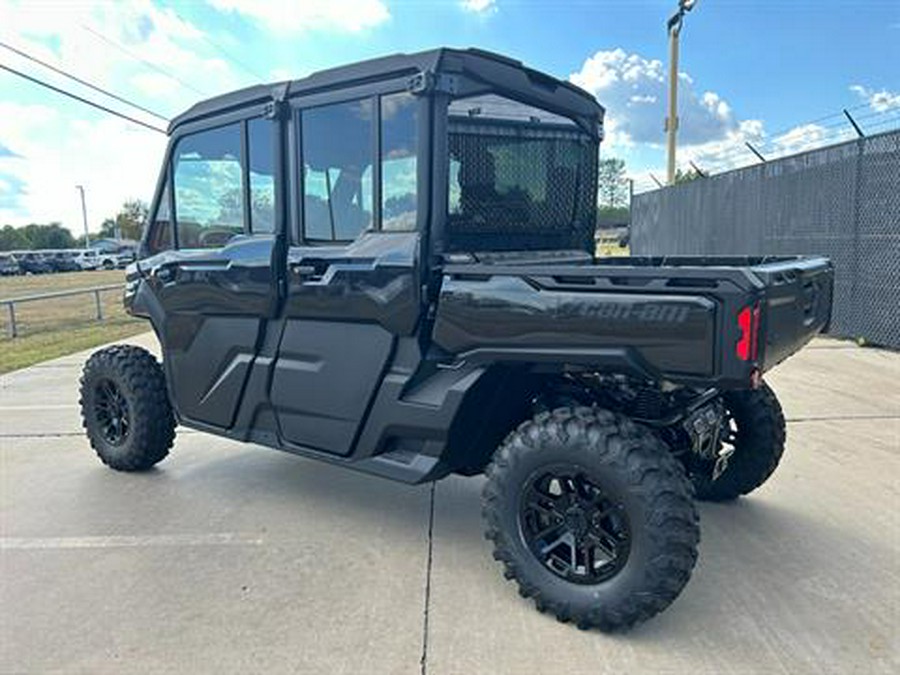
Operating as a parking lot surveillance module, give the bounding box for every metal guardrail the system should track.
[1,284,122,339]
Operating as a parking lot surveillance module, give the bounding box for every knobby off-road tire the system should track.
[80,345,175,471]
[691,383,786,502]
[482,407,699,631]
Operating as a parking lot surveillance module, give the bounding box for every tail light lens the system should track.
[736,302,761,361]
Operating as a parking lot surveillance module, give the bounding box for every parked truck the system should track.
[80,48,833,631]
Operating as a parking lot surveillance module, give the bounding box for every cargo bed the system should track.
[434,254,834,388]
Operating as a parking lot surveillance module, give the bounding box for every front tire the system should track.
[80,345,175,471]
[483,407,699,631]
[691,383,786,502]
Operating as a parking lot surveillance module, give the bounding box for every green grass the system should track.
[597,240,630,257]
[0,270,147,374]
[0,269,125,296]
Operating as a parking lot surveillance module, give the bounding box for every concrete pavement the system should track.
[1,334,898,674]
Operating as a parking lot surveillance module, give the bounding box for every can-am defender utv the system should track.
[80,48,833,631]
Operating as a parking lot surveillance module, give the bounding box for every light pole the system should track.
[665,0,698,186]
[75,185,90,249]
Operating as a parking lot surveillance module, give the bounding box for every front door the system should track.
[141,115,282,430]
[269,91,424,456]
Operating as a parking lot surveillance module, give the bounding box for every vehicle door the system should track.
[269,88,425,456]
[139,111,283,429]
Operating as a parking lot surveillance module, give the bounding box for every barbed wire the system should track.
[629,105,900,192]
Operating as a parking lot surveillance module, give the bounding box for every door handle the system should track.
[290,262,328,282]
[154,265,176,283]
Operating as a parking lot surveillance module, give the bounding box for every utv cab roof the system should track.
[169,47,604,138]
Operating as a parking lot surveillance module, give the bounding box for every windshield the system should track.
[445,97,598,253]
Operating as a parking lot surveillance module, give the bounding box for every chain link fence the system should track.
[631,129,900,348]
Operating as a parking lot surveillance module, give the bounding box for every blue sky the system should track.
[1,0,898,230]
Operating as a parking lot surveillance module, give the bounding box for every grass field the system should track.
[0,270,147,373]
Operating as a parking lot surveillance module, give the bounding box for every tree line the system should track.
[596,157,701,227]
[0,199,148,251]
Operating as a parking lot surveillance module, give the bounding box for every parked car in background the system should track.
[96,251,121,270]
[46,251,83,272]
[72,249,100,270]
[12,252,53,274]
[0,253,21,275]
[116,249,136,268]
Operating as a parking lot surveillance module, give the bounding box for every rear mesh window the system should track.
[446,120,597,253]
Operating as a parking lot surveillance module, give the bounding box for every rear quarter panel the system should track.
[434,275,717,377]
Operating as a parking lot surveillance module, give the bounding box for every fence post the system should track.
[5,302,15,339]
[94,289,103,321]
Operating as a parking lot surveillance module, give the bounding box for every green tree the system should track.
[597,158,629,209]
[99,218,117,239]
[115,199,148,240]
[0,225,31,251]
[20,223,76,249]
[96,199,149,241]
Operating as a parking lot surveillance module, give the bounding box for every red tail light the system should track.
[736,302,761,361]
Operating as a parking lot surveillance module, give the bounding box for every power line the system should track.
[81,24,210,98]
[0,62,167,134]
[194,31,267,82]
[0,40,169,121]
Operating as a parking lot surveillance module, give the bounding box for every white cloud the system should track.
[770,123,828,155]
[850,84,900,113]
[207,0,390,33]
[570,48,735,151]
[571,47,868,185]
[0,0,245,229]
[461,0,497,14]
[0,101,166,228]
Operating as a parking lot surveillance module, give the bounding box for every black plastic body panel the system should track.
[433,255,833,389]
[435,276,716,376]
[134,236,279,429]
[282,232,421,335]
[271,320,394,455]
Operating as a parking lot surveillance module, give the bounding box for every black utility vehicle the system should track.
[81,49,833,631]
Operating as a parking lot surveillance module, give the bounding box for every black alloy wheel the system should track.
[94,378,131,446]
[519,467,630,585]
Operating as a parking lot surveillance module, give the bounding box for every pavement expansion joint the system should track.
[420,481,437,675]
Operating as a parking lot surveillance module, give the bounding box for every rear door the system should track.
[269,89,425,456]
[140,112,283,429]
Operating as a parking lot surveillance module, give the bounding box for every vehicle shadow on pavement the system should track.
[423,474,895,645]
[156,445,432,535]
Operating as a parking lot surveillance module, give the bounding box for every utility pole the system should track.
[666,0,698,185]
[76,184,90,249]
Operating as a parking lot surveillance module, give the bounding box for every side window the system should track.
[248,118,275,234]
[302,99,374,242]
[147,180,173,254]
[381,93,418,231]
[173,124,244,249]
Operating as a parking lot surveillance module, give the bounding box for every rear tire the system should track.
[482,407,699,631]
[80,345,175,471]
[691,383,786,502]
